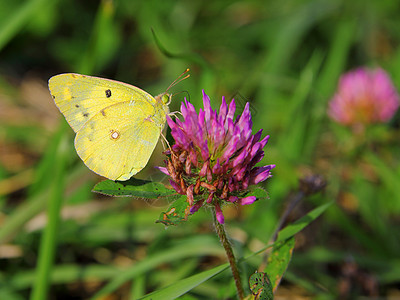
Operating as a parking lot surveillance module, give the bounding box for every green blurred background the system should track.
[1,0,400,299]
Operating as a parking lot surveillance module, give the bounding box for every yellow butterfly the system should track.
[48,70,189,181]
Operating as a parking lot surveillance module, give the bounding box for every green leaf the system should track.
[265,236,295,292]
[134,231,294,300]
[249,271,273,300]
[138,263,229,300]
[276,201,332,243]
[92,178,176,198]
[90,236,224,299]
[151,29,211,70]
[245,187,269,201]
[156,195,190,226]
[136,240,278,300]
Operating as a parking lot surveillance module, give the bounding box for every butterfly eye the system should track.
[162,94,170,105]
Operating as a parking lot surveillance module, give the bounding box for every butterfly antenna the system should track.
[172,90,190,100]
[166,68,190,93]
[167,89,190,106]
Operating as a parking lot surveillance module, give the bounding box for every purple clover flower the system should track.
[158,90,275,224]
[328,67,400,126]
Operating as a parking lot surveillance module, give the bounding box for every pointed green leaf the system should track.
[136,202,330,298]
[135,240,277,300]
[92,178,176,198]
[276,201,332,242]
[249,271,273,300]
[265,236,295,292]
[245,187,269,201]
[156,195,190,226]
[138,263,229,300]
[90,236,224,299]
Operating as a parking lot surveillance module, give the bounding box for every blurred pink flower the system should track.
[328,68,399,126]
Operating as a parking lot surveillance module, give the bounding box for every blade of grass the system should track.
[315,19,357,98]
[261,0,339,75]
[136,240,283,300]
[28,0,109,294]
[137,202,332,299]
[130,275,146,300]
[0,168,34,197]
[249,0,339,98]
[305,18,356,157]
[278,51,323,162]
[91,236,224,299]
[29,129,68,300]
[0,0,48,51]
[78,0,118,74]
[276,201,332,243]
[2,264,123,290]
[138,263,229,300]
[326,205,388,256]
[0,121,68,243]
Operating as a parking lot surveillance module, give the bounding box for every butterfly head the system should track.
[162,93,172,105]
[155,92,172,105]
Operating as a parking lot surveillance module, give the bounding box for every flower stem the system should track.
[212,208,245,300]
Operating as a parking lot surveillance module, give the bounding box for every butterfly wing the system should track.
[48,73,156,132]
[75,100,162,181]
